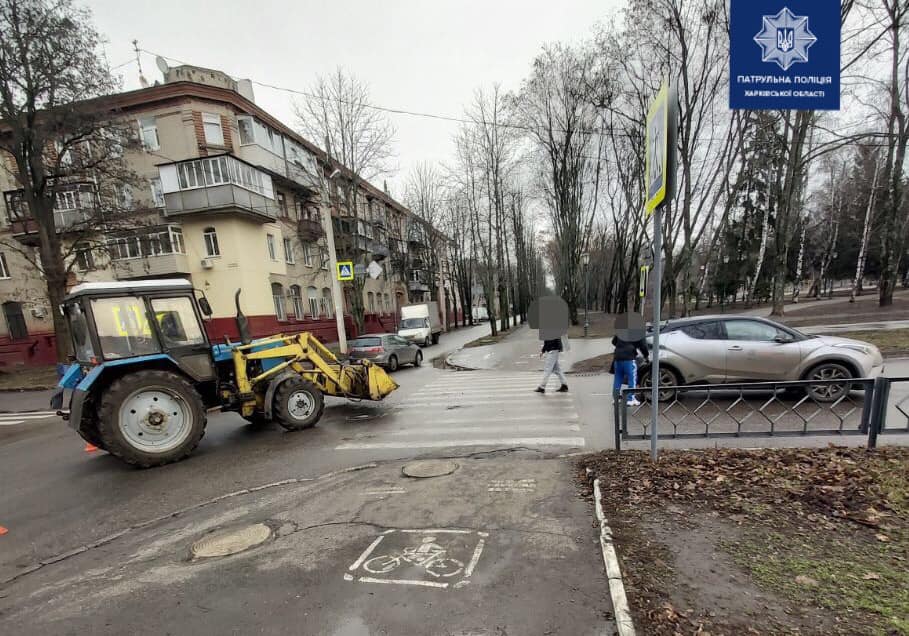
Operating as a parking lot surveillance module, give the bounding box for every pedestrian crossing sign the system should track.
[337,261,354,281]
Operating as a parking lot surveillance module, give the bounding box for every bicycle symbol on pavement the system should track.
[345,529,488,590]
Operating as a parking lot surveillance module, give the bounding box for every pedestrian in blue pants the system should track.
[612,316,649,406]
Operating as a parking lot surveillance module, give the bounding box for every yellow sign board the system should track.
[337,261,354,281]
[639,265,650,299]
[644,82,669,216]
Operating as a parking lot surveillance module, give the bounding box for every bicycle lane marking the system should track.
[343,529,488,590]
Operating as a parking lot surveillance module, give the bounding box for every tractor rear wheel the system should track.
[274,378,324,431]
[98,370,207,468]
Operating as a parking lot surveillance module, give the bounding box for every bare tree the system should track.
[0,0,138,361]
[404,162,444,306]
[295,68,396,333]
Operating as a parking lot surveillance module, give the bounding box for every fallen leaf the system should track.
[795,575,819,587]
[876,534,891,543]
[862,573,881,580]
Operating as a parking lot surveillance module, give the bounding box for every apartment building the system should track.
[0,64,451,366]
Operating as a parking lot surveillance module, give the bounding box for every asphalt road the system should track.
[0,323,620,635]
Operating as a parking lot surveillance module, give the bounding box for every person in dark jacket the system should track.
[536,337,568,393]
[612,314,649,406]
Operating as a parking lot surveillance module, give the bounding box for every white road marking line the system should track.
[356,576,449,589]
[0,420,25,427]
[0,410,57,416]
[363,424,581,437]
[427,379,537,387]
[362,488,407,496]
[414,389,559,397]
[335,437,586,450]
[348,535,386,571]
[400,529,472,534]
[0,412,58,420]
[426,414,580,424]
[402,395,574,404]
[462,537,486,579]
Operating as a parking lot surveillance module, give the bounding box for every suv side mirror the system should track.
[774,334,793,344]
[198,297,213,317]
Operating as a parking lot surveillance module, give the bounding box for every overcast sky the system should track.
[87,0,624,199]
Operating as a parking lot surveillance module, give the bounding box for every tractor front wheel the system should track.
[274,378,324,431]
[98,370,207,468]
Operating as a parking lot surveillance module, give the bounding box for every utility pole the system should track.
[321,136,348,354]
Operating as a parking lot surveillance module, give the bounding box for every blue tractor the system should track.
[52,279,398,467]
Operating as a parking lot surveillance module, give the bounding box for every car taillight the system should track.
[365,346,384,353]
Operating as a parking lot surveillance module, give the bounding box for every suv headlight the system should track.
[834,343,870,355]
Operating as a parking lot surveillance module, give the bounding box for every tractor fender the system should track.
[264,371,300,421]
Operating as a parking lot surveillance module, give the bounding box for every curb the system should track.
[586,467,635,636]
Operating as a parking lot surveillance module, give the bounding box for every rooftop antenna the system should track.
[133,39,149,88]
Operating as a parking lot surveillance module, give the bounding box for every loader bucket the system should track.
[365,362,399,400]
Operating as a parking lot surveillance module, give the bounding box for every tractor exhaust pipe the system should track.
[235,289,252,345]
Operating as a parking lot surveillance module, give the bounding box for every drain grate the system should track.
[191,523,272,559]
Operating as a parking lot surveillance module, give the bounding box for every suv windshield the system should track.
[400,318,427,329]
[90,296,161,360]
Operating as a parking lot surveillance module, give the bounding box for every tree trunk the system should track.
[792,225,806,304]
[850,164,880,303]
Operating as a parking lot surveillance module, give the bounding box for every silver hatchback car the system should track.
[348,334,423,372]
[638,316,884,402]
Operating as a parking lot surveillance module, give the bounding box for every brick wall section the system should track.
[220,114,233,151]
[191,111,207,156]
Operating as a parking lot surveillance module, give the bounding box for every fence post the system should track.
[868,376,890,449]
[613,396,622,452]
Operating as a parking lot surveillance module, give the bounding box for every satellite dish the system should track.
[155,56,169,75]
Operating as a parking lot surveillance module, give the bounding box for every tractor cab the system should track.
[54,279,397,468]
[61,279,217,381]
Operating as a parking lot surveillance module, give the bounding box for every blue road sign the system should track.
[337,261,354,281]
[730,0,840,110]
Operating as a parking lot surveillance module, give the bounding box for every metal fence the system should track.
[615,376,909,450]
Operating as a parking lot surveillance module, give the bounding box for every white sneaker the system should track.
[626,397,641,407]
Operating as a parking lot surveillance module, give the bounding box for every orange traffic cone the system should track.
[84,443,98,453]
[0,526,8,536]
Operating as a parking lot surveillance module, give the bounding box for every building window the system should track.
[138,117,159,151]
[266,233,277,261]
[3,301,28,340]
[367,292,375,313]
[0,252,9,279]
[271,282,287,321]
[289,285,304,319]
[107,236,142,260]
[302,243,314,267]
[307,286,319,318]
[237,116,255,145]
[283,237,294,264]
[321,288,333,318]
[74,244,94,271]
[150,178,165,208]
[384,293,391,313]
[202,113,224,146]
[321,248,329,270]
[277,192,287,217]
[203,227,220,257]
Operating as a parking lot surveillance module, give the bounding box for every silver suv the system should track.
[638,316,884,402]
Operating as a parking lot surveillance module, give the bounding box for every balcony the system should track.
[408,280,430,293]
[158,155,278,223]
[298,218,325,243]
[4,184,97,245]
[108,225,191,280]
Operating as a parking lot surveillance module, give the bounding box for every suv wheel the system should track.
[804,362,853,403]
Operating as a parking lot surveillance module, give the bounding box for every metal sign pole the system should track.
[650,205,662,461]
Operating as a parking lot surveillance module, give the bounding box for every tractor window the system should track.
[151,297,205,348]
[91,297,160,360]
[65,302,95,362]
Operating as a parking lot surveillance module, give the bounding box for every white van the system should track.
[399,302,442,347]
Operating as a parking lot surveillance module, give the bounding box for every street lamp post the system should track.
[582,252,590,338]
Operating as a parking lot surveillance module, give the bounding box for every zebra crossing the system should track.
[0,410,57,427]
[335,373,585,452]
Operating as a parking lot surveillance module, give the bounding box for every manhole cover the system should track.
[191,523,272,558]
[402,459,459,478]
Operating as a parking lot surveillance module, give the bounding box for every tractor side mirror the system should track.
[198,297,213,317]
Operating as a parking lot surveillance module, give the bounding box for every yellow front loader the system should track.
[227,331,399,430]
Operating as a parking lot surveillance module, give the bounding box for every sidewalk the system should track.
[0,457,615,635]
